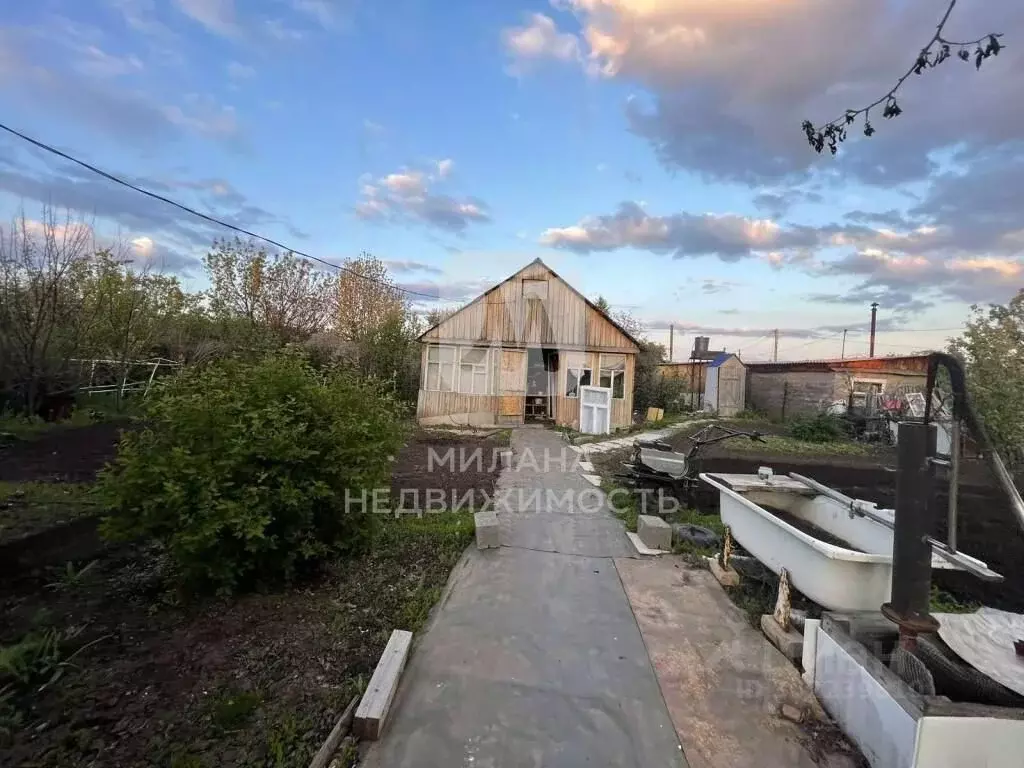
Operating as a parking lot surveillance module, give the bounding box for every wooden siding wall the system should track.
[416,345,635,430]
[421,262,636,352]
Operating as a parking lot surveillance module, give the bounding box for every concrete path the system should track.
[361,428,687,768]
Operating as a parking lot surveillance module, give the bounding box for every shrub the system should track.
[99,353,408,593]
[787,412,849,443]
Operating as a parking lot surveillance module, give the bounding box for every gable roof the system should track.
[417,258,642,349]
[709,352,740,368]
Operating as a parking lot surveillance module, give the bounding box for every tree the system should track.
[949,291,1024,465]
[335,253,407,342]
[424,306,456,328]
[803,0,1003,152]
[204,237,335,340]
[0,208,98,415]
[593,295,646,339]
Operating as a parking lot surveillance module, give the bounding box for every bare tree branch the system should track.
[803,0,1004,153]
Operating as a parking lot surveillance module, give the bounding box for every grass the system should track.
[208,690,263,731]
[722,434,873,457]
[930,586,980,614]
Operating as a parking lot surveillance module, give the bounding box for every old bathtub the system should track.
[699,472,994,612]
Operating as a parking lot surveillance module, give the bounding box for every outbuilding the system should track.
[704,353,746,416]
[416,259,640,432]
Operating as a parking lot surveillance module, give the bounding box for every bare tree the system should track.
[204,237,336,339]
[0,207,97,416]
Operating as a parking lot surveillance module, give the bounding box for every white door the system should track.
[580,385,611,435]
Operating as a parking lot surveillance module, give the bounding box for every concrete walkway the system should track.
[361,428,687,768]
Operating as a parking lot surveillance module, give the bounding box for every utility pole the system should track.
[772,328,779,362]
[669,324,674,362]
[841,329,847,359]
[869,303,879,358]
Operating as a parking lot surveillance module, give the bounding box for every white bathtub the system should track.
[699,472,993,612]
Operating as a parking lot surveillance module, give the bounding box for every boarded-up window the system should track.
[459,347,490,394]
[522,279,548,299]
[426,345,456,392]
[600,354,626,399]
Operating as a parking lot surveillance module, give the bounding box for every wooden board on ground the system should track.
[646,407,664,422]
[354,629,413,741]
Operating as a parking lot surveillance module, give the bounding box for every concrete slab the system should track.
[577,460,595,473]
[627,531,670,556]
[615,556,826,768]
[581,473,602,487]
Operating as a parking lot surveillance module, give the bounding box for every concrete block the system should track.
[638,515,672,551]
[474,511,500,550]
[761,614,803,663]
[577,460,595,473]
[581,473,602,487]
[706,556,740,587]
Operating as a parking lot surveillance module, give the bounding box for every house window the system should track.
[522,279,548,300]
[565,367,592,398]
[425,345,456,392]
[459,347,491,394]
[600,354,626,399]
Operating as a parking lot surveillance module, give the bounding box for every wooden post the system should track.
[781,380,788,421]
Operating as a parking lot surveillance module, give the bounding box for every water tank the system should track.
[694,336,710,355]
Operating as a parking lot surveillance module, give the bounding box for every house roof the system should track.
[746,354,930,375]
[416,257,643,349]
[709,352,739,368]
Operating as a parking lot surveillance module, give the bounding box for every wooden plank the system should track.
[308,695,359,768]
[354,629,413,741]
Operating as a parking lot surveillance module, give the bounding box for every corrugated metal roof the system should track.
[709,352,733,368]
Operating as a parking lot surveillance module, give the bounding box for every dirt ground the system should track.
[1,427,500,768]
[0,422,127,484]
[390,428,509,509]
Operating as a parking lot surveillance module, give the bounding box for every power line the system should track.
[0,121,446,301]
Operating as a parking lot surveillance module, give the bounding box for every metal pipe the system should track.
[947,420,960,553]
[869,302,879,358]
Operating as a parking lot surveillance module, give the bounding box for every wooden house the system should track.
[416,259,640,431]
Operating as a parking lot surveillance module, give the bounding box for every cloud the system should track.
[540,201,793,259]
[128,236,201,275]
[227,61,256,80]
[0,150,304,262]
[0,29,241,146]
[505,2,1024,187]
[161,96,240,140]
[502,13,580,74]
[291,0,343,29]
[173,0,239,37]
[399,278,494,303]
[264,18,305,41]
[437,158,454,179]
[356,164,491,233]
[75,46,144,78]
[384,259,444,276]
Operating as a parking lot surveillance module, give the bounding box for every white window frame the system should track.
[458,346,491,395]
[425,344,457,393]
[599,354,627,400]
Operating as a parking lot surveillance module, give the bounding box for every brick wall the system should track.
[747,369,928,419]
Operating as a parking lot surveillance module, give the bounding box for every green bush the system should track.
[99,353,408,594]
[787,413,849,443]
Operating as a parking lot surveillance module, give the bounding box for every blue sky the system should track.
[2,0,1022,361]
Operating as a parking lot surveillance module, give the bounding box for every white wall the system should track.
[704,365,719,412]
[814,630,917,768]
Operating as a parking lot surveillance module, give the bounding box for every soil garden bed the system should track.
[1,426,500,768]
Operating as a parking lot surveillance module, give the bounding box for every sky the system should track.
[1,0,1022,362]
